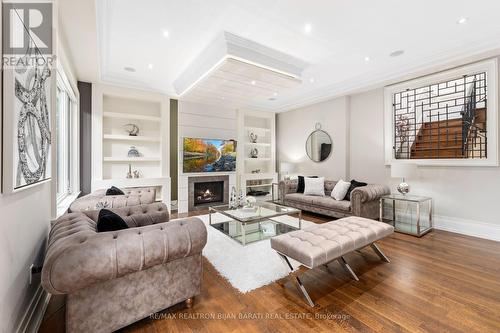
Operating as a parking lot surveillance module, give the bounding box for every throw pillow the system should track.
[296,175,318,193]
[303,177,325,196]
[106,186,124,196]
[331,179,351,201]
[97,209,129,232]
[344,179,368,201]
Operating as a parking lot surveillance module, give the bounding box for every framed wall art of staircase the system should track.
[384,59,498,166]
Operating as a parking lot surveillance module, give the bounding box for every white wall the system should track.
[177,101,238,213]
[277,58,500,241]
[0,5,80,332]
[350,84,500,240]
[276,96,350,181]
[0,185,52,333]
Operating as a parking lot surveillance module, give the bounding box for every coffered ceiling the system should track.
[66,0,500,111]
[179,57,302,109]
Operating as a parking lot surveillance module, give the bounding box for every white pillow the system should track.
[303,177,325,196]
[331,179,351,200]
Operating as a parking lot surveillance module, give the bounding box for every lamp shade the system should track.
[391,163,418,179]
[280,162,295,173]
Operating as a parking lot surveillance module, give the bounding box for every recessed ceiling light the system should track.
[390,50,405,57]
[251,80,256,85]
[309,77,315,83]
[273,92,278,96]
[148,63,154,70]
[124,66,136,72]
[304,23,312,34]
[364,56,371,62]
[162,29,170,38]
[457,17,468,24]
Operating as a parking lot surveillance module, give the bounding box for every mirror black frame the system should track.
[305,123,332,163]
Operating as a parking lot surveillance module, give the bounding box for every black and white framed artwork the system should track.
[2,51,52,193]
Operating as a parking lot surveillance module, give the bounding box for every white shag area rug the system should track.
[198,213,316,293]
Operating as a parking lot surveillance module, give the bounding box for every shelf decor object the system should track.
[250,148,259,158]
[379,194,433,237]
[127,146,141,158]
[123,123,139,136]
[229,186,237,209]
[249,132,258,143]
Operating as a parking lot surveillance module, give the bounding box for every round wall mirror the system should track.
[305,123,332,162]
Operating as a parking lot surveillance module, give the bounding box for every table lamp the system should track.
[280,162,295,180]
[391,163,418,195]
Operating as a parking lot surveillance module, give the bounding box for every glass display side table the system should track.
[379,194,433,237]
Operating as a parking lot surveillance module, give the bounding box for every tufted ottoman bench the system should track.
[271,216,394,306]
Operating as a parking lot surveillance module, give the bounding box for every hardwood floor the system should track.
[38,211,500,333]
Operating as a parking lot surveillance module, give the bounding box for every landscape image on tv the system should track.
[183,138,237,173]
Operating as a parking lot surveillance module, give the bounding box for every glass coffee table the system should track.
[209,202,302,245]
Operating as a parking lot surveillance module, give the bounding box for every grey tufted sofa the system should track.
[41,203,207,333]
[279,179,390,220]
[68,186,157,212]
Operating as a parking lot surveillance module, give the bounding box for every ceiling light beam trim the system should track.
[174,31,308,96]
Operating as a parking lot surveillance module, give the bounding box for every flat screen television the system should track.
[183,138,237,173]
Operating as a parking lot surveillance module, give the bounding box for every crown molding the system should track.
[273,38,500,113]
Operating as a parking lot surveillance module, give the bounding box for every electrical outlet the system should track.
[29,264,34,285]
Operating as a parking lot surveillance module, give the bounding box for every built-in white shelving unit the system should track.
[103,134,160,142]
[103,111,162,122]
[237,110,277,202]
[92,84,171,209]
[103,157,162,162]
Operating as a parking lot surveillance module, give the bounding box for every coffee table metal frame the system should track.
[209,202,302,246]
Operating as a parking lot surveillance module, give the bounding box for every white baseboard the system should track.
[434,215,500,242]
[16,284,51,333]
[386,207,500,242]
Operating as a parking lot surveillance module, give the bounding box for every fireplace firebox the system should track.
[188,175,230,211]
[194,181,224,206]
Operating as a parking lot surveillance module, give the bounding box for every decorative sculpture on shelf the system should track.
[126,164,133,178]
[241,196,257,212]
[244,196,256,208]
[250,148,259,158]
[127,146,141,157]
[251,169,261,174]
[249,132,258,143]
[133,170,141,178]
[229,186,237,209]
[123,123,139,136]
[238,189,245,207]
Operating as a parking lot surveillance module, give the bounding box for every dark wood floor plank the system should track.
[38,211,500,333]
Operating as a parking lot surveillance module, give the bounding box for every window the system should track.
[56,87,71,200]
[56,69,77,202]
[384,59,498,166]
